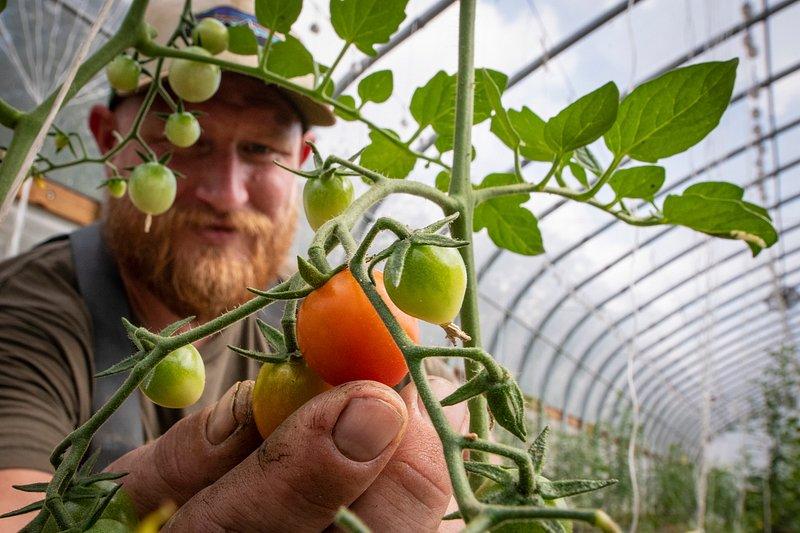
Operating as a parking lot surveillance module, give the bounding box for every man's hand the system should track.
[109,377,467,531]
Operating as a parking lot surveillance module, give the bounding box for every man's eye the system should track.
[241,143,273,156]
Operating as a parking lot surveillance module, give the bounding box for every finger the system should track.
[166,381,409,532]
[106,380,261,515]
[346,377,468,532]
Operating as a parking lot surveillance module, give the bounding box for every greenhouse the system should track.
[0,0,798,531]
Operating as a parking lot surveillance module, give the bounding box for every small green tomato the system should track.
[167,46,221,103]
[106,55,141,93]
[165,112,201,148]
[384,244,467,324]
[140,345,206,409]
[107,179,127,199]
[127,162,177,216]
[192,18,229,55]
[302,174,355,230]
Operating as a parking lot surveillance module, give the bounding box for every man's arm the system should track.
[0,469,52,530]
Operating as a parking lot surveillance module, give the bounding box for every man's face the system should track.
[93,73,312,321]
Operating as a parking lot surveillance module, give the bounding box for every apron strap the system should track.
[69,223,144,470]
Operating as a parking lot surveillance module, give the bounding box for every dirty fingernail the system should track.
[333,397,404,462]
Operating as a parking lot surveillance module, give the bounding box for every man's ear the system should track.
[299,130,316,166]
[89,104,117,154]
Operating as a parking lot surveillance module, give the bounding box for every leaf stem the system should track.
[573,153,623,201]
[259,28,276,72]
[0,98,23,129]
[318,42,350,92]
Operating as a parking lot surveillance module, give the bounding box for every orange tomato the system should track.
[297,269,420,387]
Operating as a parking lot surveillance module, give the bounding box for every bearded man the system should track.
[0,1,465,530]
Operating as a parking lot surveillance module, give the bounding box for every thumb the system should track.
[166,381,408,532]
[106,380,261,515]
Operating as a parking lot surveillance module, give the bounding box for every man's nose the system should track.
[194,149,249,213]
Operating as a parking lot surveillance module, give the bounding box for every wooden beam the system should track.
[18,177,100,226]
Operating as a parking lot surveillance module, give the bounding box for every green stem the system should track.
[573,153,622,201]
[318,42,350,92]
[0,98,23,129]
[446,0,490,475]
[259,28,276,72]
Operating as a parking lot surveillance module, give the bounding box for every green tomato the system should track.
[105,55,141,93]
[164,112,201,148]
[140,344,206,408]
[302,174,354,230]
[127,162,177,216]
[192,18,229,55]
[384,244,467,324]
[42,480,138,533]
[107,179,127,199]
[167,46,221,103]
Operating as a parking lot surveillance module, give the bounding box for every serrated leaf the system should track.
[256,318,286,353]
[474,173,544,256]
[255,0,302,34]
[529,426,550,473]
[608,165,665,201]
[435,171,450,192]
[228,24,259,55]
[663,187,777,256]
[331,0,409,56]
[685,182,771,220]
[545,82,619,154]
[385,240,411,288]
[358,70,393,104]
[359,129,416,179]
[464,461,516,485]
[410,71,454,130]
[605,59,738,162]
[480,68,519,150]
[568,162,589,188]
[335,94,358,121]
[266,34,315,78]
[538,479,618,499]
[95,353,142,378]
[506,107,554,162]
[473,69,508,125]
[228,345,291,364]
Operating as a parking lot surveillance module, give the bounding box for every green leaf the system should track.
[529,426,550,473]
[472,69,508,124]
[605,59,738,162]
[480,69,519,150]
[463,461,516,485]
[440,371,491,406]
[663,185,778,256]
[684,182,772,220]
[266,35,315,78]
[256,318,285,353]
[359,129,416,179]
[255,0,302,34]
[435,170,450,192]
[385,240,411,288]
[228,24,259,55]
[499,107,554,162]
[358,70,393,104]
[228,345,291,364]
[0,1,6,14]
[544,82,619,154]
[330,0,409,56]
[608,165,665,201]
[474,173,544,256]
[538,479,618,500]
[159,315,196,336]
[568,162,589,188]
[297,256,327,287]
[95,354,142,378]
[0,499,45,519]
[334,94,359,121]
[410,71,454,130]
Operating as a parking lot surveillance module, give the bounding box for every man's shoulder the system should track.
[0,235,86,317]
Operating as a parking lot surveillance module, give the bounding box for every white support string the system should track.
[0,0,117,224]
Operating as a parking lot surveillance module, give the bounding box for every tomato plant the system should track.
[42,480,138,533]
[105,55,141,93]
[192,18,229,55]
[106,178,127,199]
[384,244,467,325]
[303,174,354,230]
[167,46,221,103]
[140,344,205,409]
[127,161,176,216]
[164,111,201,148]
[252,358,331,438]
[297,269,419,387]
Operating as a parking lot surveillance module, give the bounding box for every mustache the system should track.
[169,205,274,236]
